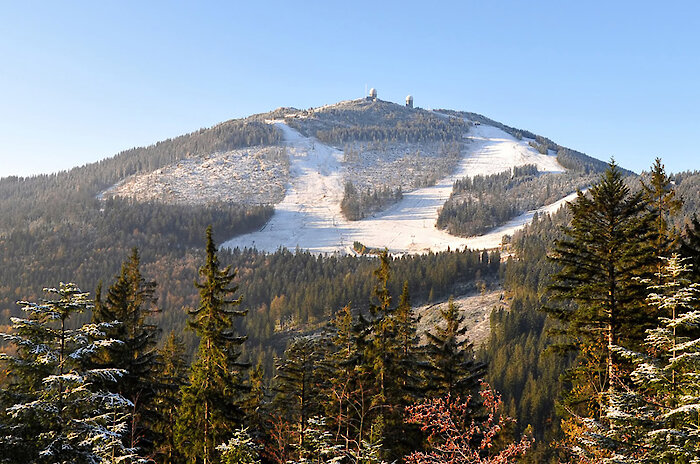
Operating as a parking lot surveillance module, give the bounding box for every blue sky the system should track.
[1,1,698,177]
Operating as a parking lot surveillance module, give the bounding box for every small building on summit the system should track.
[368,88,377,101]
[406,95,413,108]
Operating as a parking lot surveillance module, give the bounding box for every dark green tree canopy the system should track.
[547,161,657,423]
[91,248,161,457]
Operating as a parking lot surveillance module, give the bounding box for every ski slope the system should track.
[222,122,571,254]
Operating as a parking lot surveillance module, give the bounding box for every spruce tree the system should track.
[272,336,325,455]
[425,297,486,398]
[386,281,425,457]
[641,157,683,277]
[323,304,375,456]
[242,359,267,442]
[394,281,423,400]
[583,255,700,463]
[216,427,262,464]
[368,249,394,408]
[152,332,189,464]
[547,161,656,419]
[635,255,700,461]
[175,226,249,464]
[286,417,344,464]
[90,248,161,458]
[368,251,423,460]
[0,283,134,463]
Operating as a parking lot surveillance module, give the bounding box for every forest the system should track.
[0,229,512,464]
[2,95,700,463]
[340,182,404,220]
[433,109,611,174]
[3,157,700,464]
[437,164,597,236]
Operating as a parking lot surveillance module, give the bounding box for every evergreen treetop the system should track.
[425,297,486,399]
[175,226,249,464]
[91,248,161,458]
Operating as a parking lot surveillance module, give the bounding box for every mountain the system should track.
[3,96,699,463]
[86,97,608,255]
[4,95,696,360]
[0,94,614,350]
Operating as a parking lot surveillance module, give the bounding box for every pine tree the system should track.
[152,332,189,464]
[175,226,249,464]
[242,359,267,441]
[368,249,394,408]
[361,251,396,459]
[367,251,426,460]
[217,427,262,464]
[385,281,426,457]
[393,281,423,401]
[90,248,161,458]
[547,161,656,420]
[425,297,486,399]
[0,283,135,463]
[286,417,344,464]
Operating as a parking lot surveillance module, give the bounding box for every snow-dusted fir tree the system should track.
[286,417,345,464]
[216,427,261,464]
[593,255,700,463]
[0,283,136,464]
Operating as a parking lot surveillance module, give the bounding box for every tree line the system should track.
[434,109,610,174]
[287,100,470,145]
[0,109,289,318]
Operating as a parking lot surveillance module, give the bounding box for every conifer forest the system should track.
[4,1,700,462]
[3,153,700,464]
[2,98,700,464]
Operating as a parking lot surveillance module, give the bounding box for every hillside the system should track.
[3,96,700,464]
[0,95,618,360]
[72,97,607,255]
[0,96,634,349]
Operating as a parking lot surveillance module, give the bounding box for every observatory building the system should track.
[368,88,377,101]
[406,95,413,108]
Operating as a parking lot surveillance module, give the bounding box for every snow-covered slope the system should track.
[102,146,289,205]
[222,122,570,254]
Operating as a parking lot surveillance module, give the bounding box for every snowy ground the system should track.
[102,146,289,205]
[223,122,572,254]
